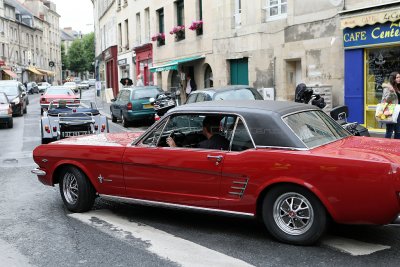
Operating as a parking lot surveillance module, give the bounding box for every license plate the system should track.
[62,131,91,137]
[143,103,153,109]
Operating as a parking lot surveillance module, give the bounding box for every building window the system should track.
[158,8,164,34]
[118,23,122,51]
[145,8,150,43]
[125,19,129,49]
[266,0,287,21]
[176,0,184,26]
[234,0,241,27]
[136,13,141,45]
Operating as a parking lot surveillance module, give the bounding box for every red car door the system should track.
[122,146,225,208]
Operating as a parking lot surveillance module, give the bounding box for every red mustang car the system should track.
[40,86,78,115]
[32,100,400,245]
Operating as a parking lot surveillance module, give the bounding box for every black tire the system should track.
[111,111,117,123]
[122,114,129,127]
[40,108,43,115]
[59,166,96,213]
[7,118,13,128]
[23,106,27,114]
[262,184,327,245]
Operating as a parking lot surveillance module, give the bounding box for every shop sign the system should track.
[343,20,400,48]
[341,9,400,29]
[118,58,127,65]
[103,49,112,60]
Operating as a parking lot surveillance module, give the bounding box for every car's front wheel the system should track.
[111,110,117,123]
[7,118,13,128]
[59,166,96,213]
[262,184,327,245]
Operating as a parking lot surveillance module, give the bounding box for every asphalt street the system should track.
[0,92,399,267]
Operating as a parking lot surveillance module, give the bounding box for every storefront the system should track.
[103,46,118,97]
[134,43,153,86]
[341,6,400,132]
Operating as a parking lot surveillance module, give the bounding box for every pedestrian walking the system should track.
[381,71,400,139]
[185,74,197,98]
[136,74,144,86]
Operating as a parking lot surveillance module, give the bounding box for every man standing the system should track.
[185,74,197,98]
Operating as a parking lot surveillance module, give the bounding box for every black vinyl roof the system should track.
[169,100,319,148]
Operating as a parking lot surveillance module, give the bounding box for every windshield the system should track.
[46,88,75,95]
[214,88,263,100]
[133,88,160,99]
[0,85,18,96]
[283,110,350,148]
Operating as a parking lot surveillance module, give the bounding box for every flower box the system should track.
[169,25,185,41]
[151,33,165,46]
[189,20,203,35]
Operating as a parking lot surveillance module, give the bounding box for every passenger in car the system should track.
[167,116,230,150]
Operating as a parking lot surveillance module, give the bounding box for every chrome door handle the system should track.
[207,155,223,162]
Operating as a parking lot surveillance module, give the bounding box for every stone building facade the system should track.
[0,0,61,84]
[92,0,400,131]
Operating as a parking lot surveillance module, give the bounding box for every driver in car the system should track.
[166,116,230,150]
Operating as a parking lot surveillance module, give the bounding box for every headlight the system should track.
[12,98,20,105]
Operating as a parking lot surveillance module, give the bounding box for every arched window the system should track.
[204,65,213,88]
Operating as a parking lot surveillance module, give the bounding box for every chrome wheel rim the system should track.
[63,173,78,205]
[273,192,313,236]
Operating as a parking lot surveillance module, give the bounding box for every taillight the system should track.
[127,102,132,110]
[52,126,57,132]
[44,125,50,133]
[74,99,80,103]
[155,114,160,121]
[40,98,46,103]
[101,124,106,132]
[94,125,98,130]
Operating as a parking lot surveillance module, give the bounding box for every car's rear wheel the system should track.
[122,114,129,127]
[23,105,27,114]
[40,108,43,115]
[59,166,96,213]
[7,118,13,128]
[262,184,327,245]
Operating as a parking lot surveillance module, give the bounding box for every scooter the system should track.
[295,83,370,137]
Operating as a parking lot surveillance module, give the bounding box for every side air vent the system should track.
[229,178,249,198]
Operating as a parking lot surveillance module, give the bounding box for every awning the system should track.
[340,7,400,29]
[150,55,205,72]
[2,69,17,78]
[37,68,55,76]
[27,66,43,75]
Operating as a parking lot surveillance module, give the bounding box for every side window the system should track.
[231,118,254,151]
[186,93,197,104]
[120,90,130,101]
[141,119,168,146]
[196,93,206,102]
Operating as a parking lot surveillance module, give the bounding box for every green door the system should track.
[230,58,248,85]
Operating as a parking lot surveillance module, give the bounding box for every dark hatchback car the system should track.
[110,86,163,127]
[27,82,39,94]
[0,80,27,116]
[186,85,264,104]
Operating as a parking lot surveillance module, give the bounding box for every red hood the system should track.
[312,136,400,163]
[55,132,144,147]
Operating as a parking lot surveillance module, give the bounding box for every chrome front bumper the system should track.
[391,214,400,224]
[31,168,46,176]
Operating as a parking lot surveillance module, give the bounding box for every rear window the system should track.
[46,88,75,95]
[214,88,263,100]
[0,85,18,95]
[133,88,161,99]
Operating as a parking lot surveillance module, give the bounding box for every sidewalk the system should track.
[81,88,112,119]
